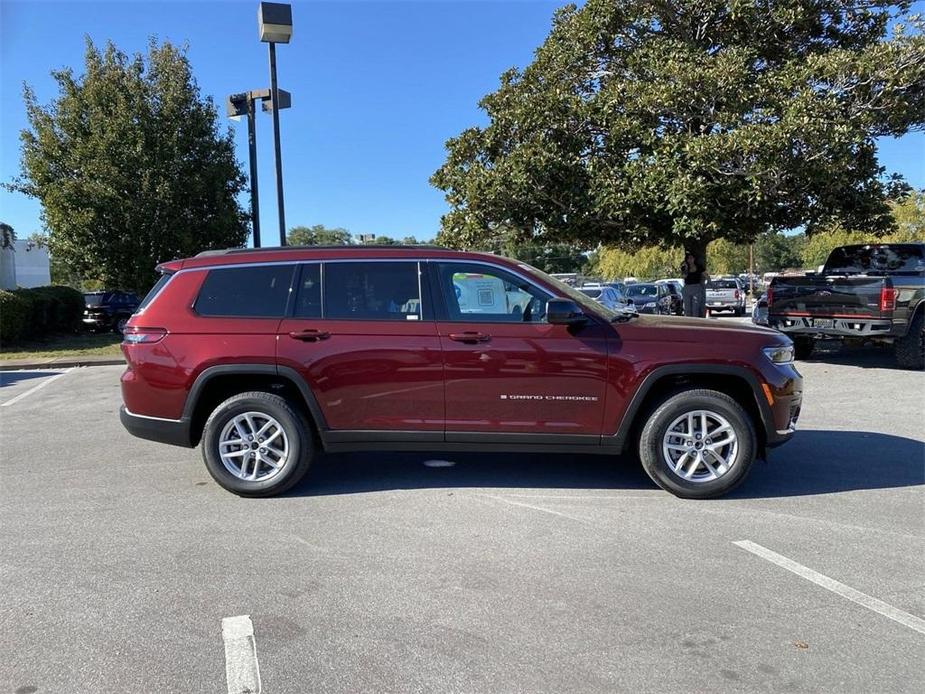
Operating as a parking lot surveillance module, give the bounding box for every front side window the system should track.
[195,265,294,317]
[323,261,421,321]
[436,262,549,323]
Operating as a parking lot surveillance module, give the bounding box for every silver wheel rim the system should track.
[662,409,738,483]
[218,411,290,482]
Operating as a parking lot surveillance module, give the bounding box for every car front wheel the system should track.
[638,389,757,499]
[201,391,314,497]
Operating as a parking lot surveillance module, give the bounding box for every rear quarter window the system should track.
[194,265,295,317]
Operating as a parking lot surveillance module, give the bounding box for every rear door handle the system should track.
[448,332,491,344]
[288,329,330,342]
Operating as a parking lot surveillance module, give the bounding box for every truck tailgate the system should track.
[770,276,888,318]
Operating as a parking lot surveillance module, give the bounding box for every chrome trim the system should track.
[123,407,183,423]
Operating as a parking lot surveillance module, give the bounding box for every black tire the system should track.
[734,306,745,317]
[793,336,815,360]
[638,389,757,499]
[895,310,924,370]
[201,391,314,497]
[113,316,129,334]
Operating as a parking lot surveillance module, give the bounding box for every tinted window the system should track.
[708,280,739,289]
[293,263,322,318]
[138,275,172,311]
[437,262,549,323]
[195,265,294,317]
[324,261,421,321]
[824,244,925,276]
[579,288,602,299]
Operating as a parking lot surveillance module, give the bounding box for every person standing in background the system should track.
[680,250,708,317]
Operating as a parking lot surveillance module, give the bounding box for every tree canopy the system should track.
[432,1,925,257]
[287,224,353,246]
[8,39,248,293]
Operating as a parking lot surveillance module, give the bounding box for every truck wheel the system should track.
[793,336,815,360]
[638,389,757,499]
[895,311,924,370]
[201,391,314,497]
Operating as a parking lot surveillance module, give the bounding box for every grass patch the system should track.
[0,332,123,361]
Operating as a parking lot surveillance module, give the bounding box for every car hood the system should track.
[625,314,785,340]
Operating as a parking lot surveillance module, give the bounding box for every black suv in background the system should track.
[83,291,140,334]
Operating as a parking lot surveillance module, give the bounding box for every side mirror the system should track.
[547,298,587,325]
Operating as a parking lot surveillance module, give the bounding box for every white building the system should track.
[0,240,52,289]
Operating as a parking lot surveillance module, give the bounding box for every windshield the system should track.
[627,284,658,298]
[579,288,602,299]
[516,263,628,320]
[824,244,925,276]
[708,280,739,290]
[84,293,109,306]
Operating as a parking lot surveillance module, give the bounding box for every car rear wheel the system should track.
[638,389,757,499]
[201,391,314,497]
[895,311,924,370]
[113,317,129,334]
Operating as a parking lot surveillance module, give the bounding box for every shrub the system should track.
[0,290,31,344]
[4,285,85,342]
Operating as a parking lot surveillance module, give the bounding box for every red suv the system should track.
[120,246,802,499]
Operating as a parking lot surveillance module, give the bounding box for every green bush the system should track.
[3,285,86,342]
[0,290,31,344]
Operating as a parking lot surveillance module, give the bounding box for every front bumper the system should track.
[768,315,896,339]
[762,365,802,448]
[120,406,192,448]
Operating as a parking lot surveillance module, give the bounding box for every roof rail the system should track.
[195,244,449,257]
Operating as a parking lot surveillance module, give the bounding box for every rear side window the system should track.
[195,265,294,317]
[323,261,421,321]
[137,275,173,311]
[293,263,322,318]
[824,245,925,275]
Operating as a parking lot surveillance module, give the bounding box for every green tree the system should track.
[432,1,925,260]
[287,224,353,245]
[8,39,248,293]
[597,245,680,280]
[753,232,805,272]
[504,242,588,273]
[707,239,751,276]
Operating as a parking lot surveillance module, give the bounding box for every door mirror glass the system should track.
[546,298,587,325]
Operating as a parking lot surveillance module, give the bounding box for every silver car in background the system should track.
[578,284,631,312]
[705,277,746,316]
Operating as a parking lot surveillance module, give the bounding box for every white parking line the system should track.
[0,368,74,408]
[734,540,925,636]
[222,615,262,694]
[486,494,592,524]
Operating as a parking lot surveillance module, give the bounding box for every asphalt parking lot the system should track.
[2,338,924,693]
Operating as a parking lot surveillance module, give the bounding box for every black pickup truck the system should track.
[767,243,924,369]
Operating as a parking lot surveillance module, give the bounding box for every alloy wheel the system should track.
[661,409,738,483]
[218,411,290,482]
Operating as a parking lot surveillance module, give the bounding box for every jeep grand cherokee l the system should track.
[120,246,802,499]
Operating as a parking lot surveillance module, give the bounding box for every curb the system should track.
[0,356,125,371]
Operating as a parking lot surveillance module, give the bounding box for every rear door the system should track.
[431,260,609,440]
[277,260,444,435]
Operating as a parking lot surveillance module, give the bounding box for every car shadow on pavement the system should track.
[731,429,925,498]
[0,370,63,387]
[800,342,909,370]
[288,429,923,499]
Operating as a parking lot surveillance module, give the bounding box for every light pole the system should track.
[227,88,291,249]
[227,92,261,248]
[258,2,292,247]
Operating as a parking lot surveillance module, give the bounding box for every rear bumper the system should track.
[120,406,193,448]
[768,315,896,339]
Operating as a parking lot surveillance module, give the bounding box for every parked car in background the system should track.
[706,278,746,316]
[752,293,769,326]
[655,279,684,315]
[768,242,924,367]
[626,282,672,314]
[83,290,140,334]
[119,245,801,500]
[578,284,632,313]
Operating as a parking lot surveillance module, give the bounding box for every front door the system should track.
[431,261,609,439]
[277,260,444,435]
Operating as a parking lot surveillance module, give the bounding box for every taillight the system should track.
[734,290,740,299]
[766,286,773,308]
[879,287,897,312]
[122,327,167,344]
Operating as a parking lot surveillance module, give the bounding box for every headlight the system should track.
[763,345,794,364]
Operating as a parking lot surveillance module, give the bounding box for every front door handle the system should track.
[448,331,491,344]
[289,329,330,342]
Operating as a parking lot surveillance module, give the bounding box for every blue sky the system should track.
[2,0,923,244]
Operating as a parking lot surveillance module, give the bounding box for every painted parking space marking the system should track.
[222,615,262,694]
[734,540,925,636]
[0,368,74,408]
